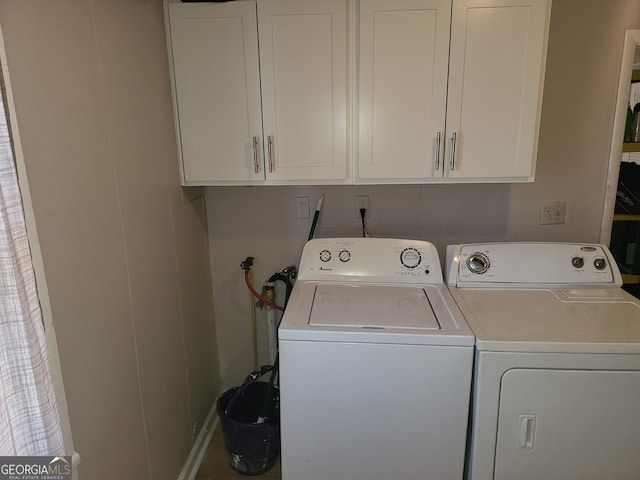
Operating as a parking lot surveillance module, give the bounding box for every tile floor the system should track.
[195,426,281,480]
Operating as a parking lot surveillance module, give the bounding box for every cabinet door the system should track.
[258,0,349,183]
[168,1,263,184]
[357,0,451,182]
[445,0,550,181]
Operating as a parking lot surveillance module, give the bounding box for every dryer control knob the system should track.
[466,253,490,274]
[594,257,607,270]
[571,256,584,269]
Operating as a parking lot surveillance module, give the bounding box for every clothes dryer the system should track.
[445,242,640,480]
[279,238,474,480]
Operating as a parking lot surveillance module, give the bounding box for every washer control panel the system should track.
[445,242,621,287]
[299,238,443,284]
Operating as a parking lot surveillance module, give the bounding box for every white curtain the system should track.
[0,71,64,455]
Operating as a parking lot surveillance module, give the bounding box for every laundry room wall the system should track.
[207,0,640,387]
[0,1,219,479]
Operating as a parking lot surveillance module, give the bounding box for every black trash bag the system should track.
[216,365,280,476]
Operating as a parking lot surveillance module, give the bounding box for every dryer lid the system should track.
[309,284,441,330]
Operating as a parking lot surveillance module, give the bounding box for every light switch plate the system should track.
[296,196,310,219]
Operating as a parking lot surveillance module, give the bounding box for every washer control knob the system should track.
[319,249,331,262]
[594,257,607,270]
[339,249,351,262]
[400,247,422,269]
[571,256,584,269]
[466,252,490,274]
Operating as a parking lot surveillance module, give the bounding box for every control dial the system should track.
[594,257,607,270]
[339,249,351,262]
[400,247,422,269]
[571,256,584,269]
[466,252,490,274]
[319,249,331,262]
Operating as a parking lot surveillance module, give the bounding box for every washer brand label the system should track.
[0,457,71,480]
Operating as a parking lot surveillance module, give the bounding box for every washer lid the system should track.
[309,284,441,330]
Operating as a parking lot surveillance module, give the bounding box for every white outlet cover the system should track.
[540,201,566,225]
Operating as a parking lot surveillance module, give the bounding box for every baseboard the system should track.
[176,403,219,480]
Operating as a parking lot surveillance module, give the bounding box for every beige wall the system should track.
[2,0,639,475]
[207,0,640,387]
[0,1,219,479]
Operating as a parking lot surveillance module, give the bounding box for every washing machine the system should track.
[445,242,640,480]
[278,238,474,480]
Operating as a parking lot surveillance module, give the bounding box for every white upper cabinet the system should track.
[445,0,550,181]
[258,0,349,182]
[166,0,550,185]
[358,0,451,182]
[166,0,349,185]
[356,0,551,184]
[167,1,263,184]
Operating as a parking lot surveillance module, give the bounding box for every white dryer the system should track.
[445,242,640,480]
[279,238,474,480]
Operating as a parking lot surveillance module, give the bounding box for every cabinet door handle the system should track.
[449,132,457,171]
[434,132,441,172]
[267,135,274,173]
[252,136,260,174]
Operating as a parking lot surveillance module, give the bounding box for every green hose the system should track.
[258,196,322,422]
[308,195,324,241]
[257,354,278,422]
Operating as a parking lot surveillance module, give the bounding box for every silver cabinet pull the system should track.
[252,136,260,174]
[267,135,274,173]
[449,132,457,171]
[434,131,441,171]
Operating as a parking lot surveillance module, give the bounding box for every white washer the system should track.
[279,238,474,480]
[445,242,640,480]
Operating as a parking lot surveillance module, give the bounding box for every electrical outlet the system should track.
[356,195,370,217]
[295,196,310,219]
[540,201,566,225]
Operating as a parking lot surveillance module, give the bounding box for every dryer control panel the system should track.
[445,242,622,287]
[298,238,443,284]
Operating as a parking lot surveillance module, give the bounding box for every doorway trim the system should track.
[600,29,640,245]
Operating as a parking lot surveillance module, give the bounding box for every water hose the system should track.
[249,268,258,369]
[263,284,277,364]
[258,196,324,420]
[267,270,295,304]
[241,258,285,312]
[243,193,323,421]
[264,269,296,364]
[240,257,285,423]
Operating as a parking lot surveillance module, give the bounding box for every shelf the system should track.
[613,214,640,221]
[622,274,640,284]
[623,143,640,152]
